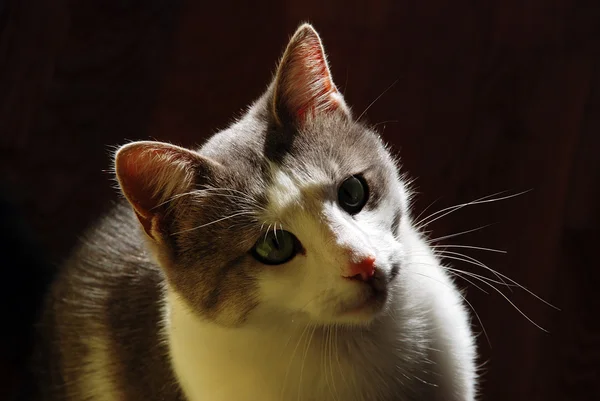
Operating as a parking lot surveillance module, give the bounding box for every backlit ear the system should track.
[115,141,217,241]
[271,23,350,126]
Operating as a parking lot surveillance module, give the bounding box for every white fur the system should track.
[166,166,476,400]
[265,161,304,216]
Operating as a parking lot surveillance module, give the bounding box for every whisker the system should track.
[192,186,263,204]
[264,223,273,242]
[355,79,399,123]
[444,268,489,294]
[427,224,497,243]
[172,211,257,234]
[462,271,549,332]
[431,244,507,254]
[327,327,339,401]
[416,189,531,231]
[410,270,491,348]
[415,190,508,229]
[412,197,442,228]
[415,258,550,332]
[281,324,310,399]
[153,187,266,212]
[333,325,349,394]
[199,186,260,199]
[319,327,328,399]
[435,252,559,310]
[442,265,516,289]
[298,325,317,401]
[434,251,511,290]
[372,119,399,128]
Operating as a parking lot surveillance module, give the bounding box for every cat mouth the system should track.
[337,284,388,317]
[330,265,397,321]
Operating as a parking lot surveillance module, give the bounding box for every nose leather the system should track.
[344,256,376,281]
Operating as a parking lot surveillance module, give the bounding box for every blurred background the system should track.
[1,0,599,400]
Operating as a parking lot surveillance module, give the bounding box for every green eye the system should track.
[252,230,298,265]
[338,175,368,214]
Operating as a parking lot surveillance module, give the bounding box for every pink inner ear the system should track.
[115,143,198,220]
[115,142,216,240]
[287,41,337,117]
[116,145,165,217]
[275,25,346,123]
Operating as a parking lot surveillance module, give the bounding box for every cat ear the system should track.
[115,141,217,241]
[271,23,350,126]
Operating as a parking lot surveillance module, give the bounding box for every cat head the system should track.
[115,24,411,327]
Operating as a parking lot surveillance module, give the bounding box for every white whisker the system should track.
[410,270,491,347]
[427,224,497,243]
[153,186,266,212]
[298,325,317,401]
[431,244,506,254]
[264,223,273,242]
[333,325,348,394]
[172,211,257,234]
[434,251,511,290]
[442,265,516,289]
[355,80,398,123]
[435,252,559,310]
[280,324,310,400]
[412,197,441,228]
[444,268,490,294]
[416,190,531,230]
[463,271,549,332]
[371,119,399,128]
[412,258,549,332]
[415,190,509,229]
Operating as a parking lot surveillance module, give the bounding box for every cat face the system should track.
[253,116,407,326]
[115,24,411,327]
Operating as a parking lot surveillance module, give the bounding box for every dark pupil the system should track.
[338,176,367,214]
[271,235,281,250]
[253,230,296,265]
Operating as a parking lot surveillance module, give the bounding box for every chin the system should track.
[315,290,390,327]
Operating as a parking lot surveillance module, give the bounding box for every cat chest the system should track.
[167,331,398,401]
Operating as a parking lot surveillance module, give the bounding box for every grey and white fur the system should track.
[31,24,477,401]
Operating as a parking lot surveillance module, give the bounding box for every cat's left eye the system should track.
[252,230,299,265]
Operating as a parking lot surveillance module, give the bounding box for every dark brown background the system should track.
[1,0,599,400]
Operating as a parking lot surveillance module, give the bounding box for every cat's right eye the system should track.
[252,230,299,265]
[338,175,369,215]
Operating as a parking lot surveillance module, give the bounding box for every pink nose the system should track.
[344,256,376,281]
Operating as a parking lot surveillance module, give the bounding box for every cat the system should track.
[31,24,477,401]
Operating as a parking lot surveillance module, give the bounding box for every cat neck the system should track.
[164,289,425,401]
